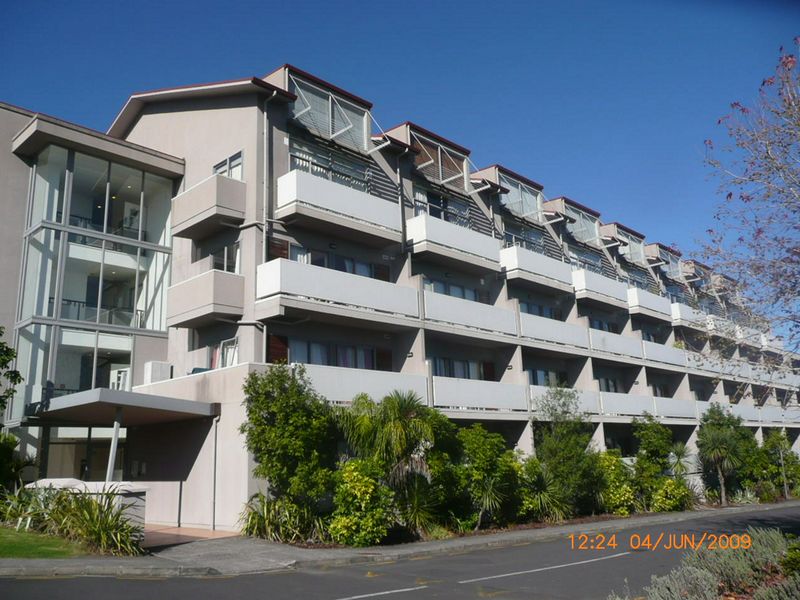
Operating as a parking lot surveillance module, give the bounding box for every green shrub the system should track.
[754,480,780,503]
[329,460,395,547]
[241,493,328,543]
[632,415,673,509]
[651,478,693,512]
[682,527,787,594]
[598,451,635,516]
[753,574,800,600]
[731,487,759,505]
[643,565,718,600]
[1,487,141,556]
[518,456,569,522]
[781,542,800,578]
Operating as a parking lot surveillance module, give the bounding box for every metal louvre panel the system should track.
[331,99,366,152]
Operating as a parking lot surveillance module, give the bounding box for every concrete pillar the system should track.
[500,345,526,384]
[754,426,764,446]
[589,422,606,452]
[674,373,692,401]
[628,365,649,396]
[105,407,123,483]
[515,420,535,457]
[398,328,426,375]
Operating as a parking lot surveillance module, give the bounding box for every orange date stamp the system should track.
[568,532,752,552]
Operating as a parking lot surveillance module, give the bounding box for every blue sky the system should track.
[2,0,797,256]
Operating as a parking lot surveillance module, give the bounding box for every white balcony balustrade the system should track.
[499,246,573,291]
[760,405,784,424]
[642,340,687,367]
[627,287,672,320]
[601,392,656,417]
[301,364,429,405]
[406,213,501,271]
[572,269,629,308]
[519,313,590,349]
[654,398,698,419]
[171,174,245,239]
[735,324,762,347]
[432,377,528,413]
[671,303,706,330]
[423,291,516,336]
[276,170,401,243]
[589,329,643,359]
[728,404,761,422]
[256,259,419,321]
[166,269,244,328]
[529,386,600,415]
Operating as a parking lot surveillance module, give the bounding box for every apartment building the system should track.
[1,65,799,530]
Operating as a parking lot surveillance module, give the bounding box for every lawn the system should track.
[0,526,86,558]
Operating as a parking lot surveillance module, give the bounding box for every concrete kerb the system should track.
[2,500,799,578]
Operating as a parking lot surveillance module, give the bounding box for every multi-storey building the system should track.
[1,66,798,530]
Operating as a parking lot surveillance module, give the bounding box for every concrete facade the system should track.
[1,67,799,531]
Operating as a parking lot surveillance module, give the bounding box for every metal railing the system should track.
[49,297,145,328]
[290,153,372,195]
[414,199,472,230]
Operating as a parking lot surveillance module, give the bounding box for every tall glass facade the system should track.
[7,144,174,423]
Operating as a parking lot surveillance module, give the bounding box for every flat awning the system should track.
[32,388,219,427]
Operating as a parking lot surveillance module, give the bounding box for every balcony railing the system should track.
[423,291,516,335]
[529,386,601,415]
[50,297,145,328]
[572,269,629,306]
[642,340,687,367]
[276,169,401,240]
[601,392,656,417]
[297,364,429,405]
[671,302,707,329]
[654,397,698,419]
[432,377,528,412]
[256,259,419,319]
[519,312,590,349]
[627,287,672,319]
[290,153,395,201]
[406,213,501,269]
[171,174,246,239]
[499,245,573,289]
[589,329,643,358]
[166,269,245,328]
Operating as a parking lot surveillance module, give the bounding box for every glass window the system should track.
[21,228,61,320]
[99,242,140,327]
[309,250,327,268]
[309,342,328,365]
[30,146,68,225]
[464,288,477,302]
[142,173,171,245]
[357,347,375,370]
[228,153,243,180]
[355,261,372,277]
[11,324,51,419]
[290,245,306,263]
[107,163,142,240]
[449,284,464,299]
[60,232,104,323]
[220,338,238,368]
[70,153,108,232]
[336,346,356,368]
[334,255,354,273]
[289,339,308,363]
[93,332,132,390]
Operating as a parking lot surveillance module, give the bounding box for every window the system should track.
[213,152,243,180]
[589,318,619,333]
[598,377,621,393]
[30,145,68,226]
[433,357,481,380]
[652,383,669,398]
[520,302,562,320]
[288,338,379,371]
[529,369,567,387]
[618,232,645,264]
[414,187,470,228]
[423,277,481,302]
[568,246,603,274]
[504,222,545,254]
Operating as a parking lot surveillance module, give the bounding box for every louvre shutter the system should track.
[267,334,289,363]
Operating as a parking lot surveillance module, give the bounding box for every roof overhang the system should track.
[108,77,296,139]
[13,114,184,178]
[29,388,219,427]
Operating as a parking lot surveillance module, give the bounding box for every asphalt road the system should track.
[3,505,800,599]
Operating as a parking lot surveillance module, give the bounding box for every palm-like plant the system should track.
[697,427,742,507]
[337,390,435,488]
[670,441,693,478]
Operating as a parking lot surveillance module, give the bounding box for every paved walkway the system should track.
[143,525,238,549]
[1,500,799,578]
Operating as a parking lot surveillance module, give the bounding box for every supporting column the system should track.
[674,373,692,401]
[105,407,123,483]
[589,421,606,452]
[754,426,764,447]
[515,420,535,457]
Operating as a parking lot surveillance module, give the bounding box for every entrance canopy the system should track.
[33,388,219,427]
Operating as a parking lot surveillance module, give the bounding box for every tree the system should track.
[0,326,22,414]
[704,40,800,352]
[696,405,747,506]
[670,441,693,479]
[240,364,338,508]
[632,414,673,508]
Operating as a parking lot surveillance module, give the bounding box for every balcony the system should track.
[589,329,643,359]
[406,213,501,271]
[300,364,429,405]
[423,291,516,336]
[671,303,706,330]
[499,246,573,292]
[601,392,656,417]
[171,174,245,239]
[654,398,698,419]
[572,269,629,308]
[529,386,600,415]
[627,287,672,321]
[707,315,735,339]
[735,324,762,347]
[432,377,528,413]
[761,332,783,353]
[729,403,761,423]
[642,340,687,367]
[519,313,589,349]
[255,259,419,324]
[166,269,244,328]
[761,405,784,424]
[275,169,401,245]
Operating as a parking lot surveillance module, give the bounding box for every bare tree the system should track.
[704,39,800,355]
